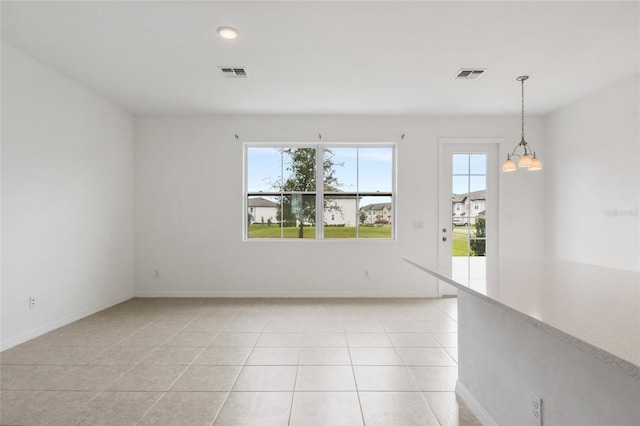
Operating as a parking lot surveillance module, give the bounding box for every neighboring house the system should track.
[452,190,486,224]
[248,195,359,226]
[324,196,358,226]
[248,197,278,224]
[361,202,392,224]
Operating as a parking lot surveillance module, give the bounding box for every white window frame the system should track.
[243,143,396,241]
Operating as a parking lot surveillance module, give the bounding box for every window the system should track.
[245,145,394,239]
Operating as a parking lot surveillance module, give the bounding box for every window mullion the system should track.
[316,146,323,239]
[356,147,360,239]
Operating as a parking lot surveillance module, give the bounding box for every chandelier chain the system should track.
[521,78,525,141]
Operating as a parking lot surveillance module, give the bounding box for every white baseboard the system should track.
[0,293,134,352]
[134,291,436,298]
[456,380,497,426]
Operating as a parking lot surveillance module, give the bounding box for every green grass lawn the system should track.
[248,224,391,239]
[452,239,470,256]
[452,225,476,256]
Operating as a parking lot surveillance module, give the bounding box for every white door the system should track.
[438,139,499,296]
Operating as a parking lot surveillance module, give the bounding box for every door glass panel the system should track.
[451,152,487,289]
[469,154,486,174]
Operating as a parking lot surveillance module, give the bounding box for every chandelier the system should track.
[502,76,542,172]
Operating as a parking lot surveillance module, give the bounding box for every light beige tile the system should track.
[140,347,203,365]
[299,347,351,365]
[224,319,268,332]
[445,347,458,363]
[1,390,97,426]
[118,333,171,347]
[256,333,302,347]
[210,332,260,347]
[233,366,297,391]
[0,365,73,390]
[0,346,46,364]
[347,333,393,347]
[384,320,458,333]
[138,392,227,426]
[432,333,459,347]
[0,346,103,366]
[404,309,453,322]
[302,333,347,347]
[0,390,40,425]
[383,320,432,332]
[213,392,292,426]
[423,391,481,426]
[170,365,241,391]
[50,365,129,391]
[343,320,385,333]
[359,391,439,425]
[295,366,356,391]
[107,365,186,391]
[387,332,441,347]
[163,331,217,347]
[410,366,458,391]
[398,347,457,366]
[263,319,306,333]
[184,317,230,332]
[194,346,253,365]
[246,347,300,365]
[143,320,191,335]
[290,392,363,426]
[73,391,162,425]
[353,366,418,391]
[90,345,156,365]
[27,331,122,348]
[418,321,458,333]
[304,318,344,332]
[349,348,404,365]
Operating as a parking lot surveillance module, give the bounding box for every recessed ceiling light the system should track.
[217,26,239,40]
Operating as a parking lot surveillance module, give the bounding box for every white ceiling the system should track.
[1,1,638,115]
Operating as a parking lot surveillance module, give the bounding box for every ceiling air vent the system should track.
[220,67,248,78]
[454,69,486,80]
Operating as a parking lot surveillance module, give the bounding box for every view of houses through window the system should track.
[246,145,394,239]
[451,153,486,257]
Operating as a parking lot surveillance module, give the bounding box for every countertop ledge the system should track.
[403,256,640,378]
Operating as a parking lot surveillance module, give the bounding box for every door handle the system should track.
[442,237,447,242]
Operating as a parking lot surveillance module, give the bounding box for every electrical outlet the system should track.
[363,270,370,279]
[153,270,160,279]
[530,391,542,426]
[29,296,36,309]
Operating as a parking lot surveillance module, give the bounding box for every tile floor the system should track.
[0,298,480,425]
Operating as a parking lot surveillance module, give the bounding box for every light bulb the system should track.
[518,153,532,168]
[529,155,542,171]
[217,26,239,39]
[502,157,517,172]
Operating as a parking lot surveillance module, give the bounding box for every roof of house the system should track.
[452,190,486,203]
[248,197,279,208]
[361,202,392,212]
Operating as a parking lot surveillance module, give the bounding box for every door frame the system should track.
[438,138,501,297]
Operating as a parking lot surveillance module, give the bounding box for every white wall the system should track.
[545,74,640,271]
[457,291,640,425]
[1,43,135,350]
[134,115,546,297]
